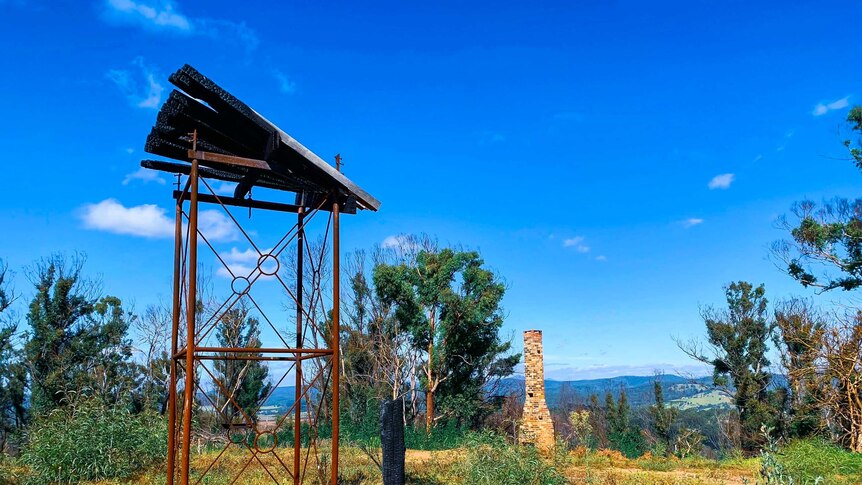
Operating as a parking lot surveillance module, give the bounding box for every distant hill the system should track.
[499,374,732,410]
[258,373,744,414]
[264,386,312,411]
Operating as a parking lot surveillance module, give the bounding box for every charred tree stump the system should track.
[380,398,405,485]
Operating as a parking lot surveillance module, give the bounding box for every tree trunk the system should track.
[425,388,434,434]
[425,312,435,434]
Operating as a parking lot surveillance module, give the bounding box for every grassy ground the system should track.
[46,446,759,485]
[6,439,862,484]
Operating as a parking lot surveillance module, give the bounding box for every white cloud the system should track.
[104,0,191,31]
[106,57,164,110]
[208,181,237,196]
[595,255,607,262]
[273,69,296,94]
[216,247,274,278]
[707,173,734,190]
[381,235,416,250]
[198,210,238,242]
[563,236,590,253]
[812,96,849,116]
[123,167,165,185]
[101,0,259,51]
[196,18,259,51]
[681,218,704,228]
[80,199,173,238]
[80,199,238,241]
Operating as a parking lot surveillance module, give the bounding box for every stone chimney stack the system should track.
[521,330,555,453]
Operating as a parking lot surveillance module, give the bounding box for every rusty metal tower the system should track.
[140,65,380,484]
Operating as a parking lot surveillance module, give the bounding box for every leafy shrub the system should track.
[405,420,466,450]
[21,400,166,484]
[777,438,862,484]
[456,431,567,485]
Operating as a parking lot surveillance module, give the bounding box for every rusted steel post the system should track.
[331,189,341,485]
[166,198,184,485]
[294,206,304,484]
[180,134,200,484]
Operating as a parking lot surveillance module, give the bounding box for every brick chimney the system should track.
[521,330,555,453]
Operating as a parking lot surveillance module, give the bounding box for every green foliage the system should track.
[21,399,166,484]
[456,431,567,485]
[372,242,519,429]
[339,403,467,451]
[568,409,593,447]
[0,262,26,454]
[404,420,466,450]
[773,300,826,440]
[697,281,776,453]
[23,255,136,414]
[775,107,862,292]
[213,304,271,423]
[673,428,705,459]
[777,437,862,484]
[648,380,678,455]
[605,390,646,458]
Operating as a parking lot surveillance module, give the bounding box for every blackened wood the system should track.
[381,398,405,485]
[142,160,313,193]
[171,191,356,214]
[167,64,380,211]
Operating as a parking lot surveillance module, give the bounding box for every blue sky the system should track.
[1,0,860,380]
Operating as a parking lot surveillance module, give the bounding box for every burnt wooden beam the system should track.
[142,64,379,211]
[171,190,356,214]
[168,65,381,211]
[141,160,318,194]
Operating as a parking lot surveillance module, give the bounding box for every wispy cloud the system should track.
[106,57,164,109]
[707,173,734,190]
[812,96,849,116]
[681,218,704,228]
[478,131,505,145]
[101,0,259,51]
[122,167,165,185]
[103,0,191,31]
[381,234,421,251]
[563,236,590,253]
[216,246,275,278]
[209,181,237,196]
[80,199,237,240]
[272,69,296,94]
[595,255,607,262]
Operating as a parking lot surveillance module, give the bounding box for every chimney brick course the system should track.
[521,330,555,453]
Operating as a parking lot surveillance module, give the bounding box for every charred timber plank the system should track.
[158,92,261,158]
[171,190,356,214]
[169,64,381,211]
[141,160,318,193]
[253,107,381,211]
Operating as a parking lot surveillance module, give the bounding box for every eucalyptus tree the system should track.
[373,237,518,432]
[24,254,136,413]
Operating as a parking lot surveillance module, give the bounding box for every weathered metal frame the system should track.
[164,133,342,485]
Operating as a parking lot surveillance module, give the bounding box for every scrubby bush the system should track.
[456,431,566,485]
[21,399,165,484]
[777,438,862,484]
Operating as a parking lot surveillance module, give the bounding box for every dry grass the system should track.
[566,449,758,485]
[64,445,757,485]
